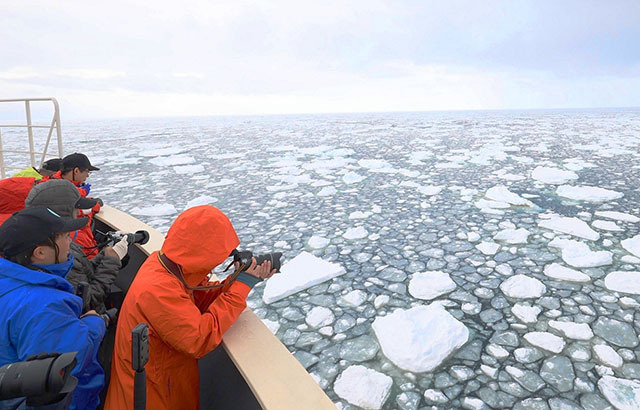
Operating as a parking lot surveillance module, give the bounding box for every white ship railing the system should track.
[0,98,63,178]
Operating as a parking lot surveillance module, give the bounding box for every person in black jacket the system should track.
[24,179,129,313]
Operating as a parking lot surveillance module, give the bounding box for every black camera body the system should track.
[231,250,283,273]
[0,352,78,406]
[105,230,150,246]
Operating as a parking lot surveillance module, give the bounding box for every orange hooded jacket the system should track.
[104,206,250,410]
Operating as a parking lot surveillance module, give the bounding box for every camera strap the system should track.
[157,251,240,291]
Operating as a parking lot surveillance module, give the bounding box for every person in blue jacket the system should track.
[0,207,107,409]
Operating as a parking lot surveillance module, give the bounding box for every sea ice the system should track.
[317,186,337,196]
[208,178,235,187]
[604,271,640,295]
[475,199,510,209]
[548,238,612,268]
[531,166,578,185]
[500,275,546,299]
[538,216,600,241]
[621,234,640,258]
[511,304,542,324]
[548,320,594,340]
[593,345,623,368]
[342,172,365,184]
[523,332,565,354]
[358,159,394,171]
[467,232,481,242]
[149,154,195,166]
[594,211,640,223]
[476,242,500,255]
[592,220,623,232]
[173,164,205,175]
[485,185,534,207]
[130,203,177,216]
[340,290,367,307]
[308,235,330,249]
[139,146,185,157]
[305,306,335,328]
[343,227,368,240]
[333,365,392,410]
[598,376,640,410]
[348,211,372,220]
[262,252,346,304]
[556,185,624,202]
[408,271,457,300]
[372,304,469,373]
[185,195,217,209]
[261,319,280,334]
[543,263,590,282]
[494,228,530,244]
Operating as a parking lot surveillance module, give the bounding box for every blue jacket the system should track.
[0,257,106,410]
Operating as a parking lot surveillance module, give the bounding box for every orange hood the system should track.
[161,206,240,287]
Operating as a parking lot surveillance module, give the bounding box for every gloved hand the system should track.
[82,183,91,196]
[111,236,129,260]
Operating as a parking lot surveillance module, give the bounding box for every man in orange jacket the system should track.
[104,206,275,410]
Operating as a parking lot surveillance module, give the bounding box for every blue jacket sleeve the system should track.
[11,293,106,409]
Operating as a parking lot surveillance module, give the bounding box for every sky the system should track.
[1,0,639,119]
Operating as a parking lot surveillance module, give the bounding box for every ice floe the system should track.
[621,234,640,258]
[408,271,456,300]
[333,365,392,410]
[500,275,546,299]
[342,172,365,184]
[262,252,346,304]
[305,306,335,328]
[372,304,469,373]
[548,238,613,267]
[149,154,195,166]
[543,263,590,282]
[592,220,624,232]
[598,376,640,410]
[511,304,542,324]
[556,185,624,202]
[523,332,565,353]
[538,215,600,240]
[173,164,205,175]
[308,236,330,249]
[130,203,177,216]
[548,320,594,340]
[604,271,640,295]
[493,228,530,244]
[343,227,368,240]
[185,195,217,209]
[593,345,623,368]
[595,211,640,223]
[531,166,578,185]
[485,185,534,207]
[476,241,500,255]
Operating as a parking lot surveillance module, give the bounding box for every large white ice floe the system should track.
[485,185,534,207]
[556,185,623,202]
[173,164,205,175]
[262,251,346,304]
[408,271,457,300]
[511,304,542,324]
[523,332,565,353]
[595,211,640,223]
[543,263,590,282]
[531,166,578,185]
[538,216,600,241]
[342,172,365,184]
[548,238,613,268]
[307,235,330,249]
[343,227,368,240]
[305,306,335,328]
[593,345,623,368]
[476,241,500,255]
[548,320,594,340]
[621,234,640,258]
[500,275,546,299]
[185,195,217,209]
[333,365,392,410]
[592,220,624,232]
[372,304,469,373]
[598,376,640,410]
[130,203,177,216]
[493,228,530,244]
[604,271,640,295]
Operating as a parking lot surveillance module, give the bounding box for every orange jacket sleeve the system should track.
[137,279,250,359]
[192,275,236,313]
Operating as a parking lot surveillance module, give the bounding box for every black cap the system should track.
[40,158,62,172]
[0,207,88,258]
[76,197,98,209]
[62,153,100,172]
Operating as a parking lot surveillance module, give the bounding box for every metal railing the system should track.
[0,98,63,178]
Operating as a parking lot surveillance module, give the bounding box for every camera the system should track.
[105,230,150,246]
[0,352,78,406]
[230,250,283,273]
